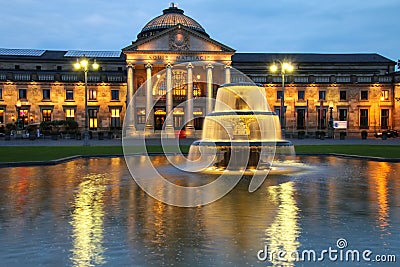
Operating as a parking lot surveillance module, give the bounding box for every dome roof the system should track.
[137,5,208,39]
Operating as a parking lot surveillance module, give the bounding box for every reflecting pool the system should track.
[0,156,399,266]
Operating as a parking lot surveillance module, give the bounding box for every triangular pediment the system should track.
[123,25,235,53]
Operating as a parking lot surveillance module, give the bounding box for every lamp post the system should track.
[16,100,22,129]
[270,61,294,138]
[328,101,334,138]
[74,57,99,146]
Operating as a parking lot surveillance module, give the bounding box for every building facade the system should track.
[0,4,399,137]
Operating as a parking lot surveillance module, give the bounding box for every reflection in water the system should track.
[367,161,391,234]
[70,174,107,266]
[0,157,399,266]
[264,182,300,266]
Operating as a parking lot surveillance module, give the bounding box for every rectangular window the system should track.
[381,109,389,130]
[381,90,389,101]
[19,89,27,100]
[319,91,326,100]
[360,109,369,129]
[57,66,62,71]
[42,89,51,100]
[0,88,3,99]
[361,90,368,100]
[19,109,29,126]
[42,109,52,122]
[296,108,306,130]
[137,108,146,124]
[66,89,74,101]
[317,107,327,129]
[338,108,348,121]
[36,65,41,70]
[340,91,347,101]
[15,65,20,70]
[88,109,98,130]
[0,109,4,124]
[277,91,283,100]
[89,88,97,101]
[65,108,75,121]
[111,89,119,101]
[110,108,121,128]
[298,91,305,100]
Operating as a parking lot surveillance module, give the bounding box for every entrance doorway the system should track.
[154,108,166,130]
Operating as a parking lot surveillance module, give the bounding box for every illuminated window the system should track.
[360,109,369,129]
[381,90,389,100]
[89,88,97,101]
[19,109,29,125]
[173,71,187,98]
[42,109,52,122]
[66,89,74,100]
[193,83,203,97]
[360,90,368,100]
[111,89,119,101]
[65,108,75,121]
[88,109,98,130]
[43,89,51,100]
[0,109,4,124]
[136,108,146,124]
[110,108,120,128]
[19,89,27,100]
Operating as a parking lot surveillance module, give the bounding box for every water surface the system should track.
[0,156,399,266]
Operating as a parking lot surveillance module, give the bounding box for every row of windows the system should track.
[275,107,390,130]
[15,88,120,101]
[3,108,121,130]
[13,65,124,71]
[276,89,390,101]
[0,106,391,131]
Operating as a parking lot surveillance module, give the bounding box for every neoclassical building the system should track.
[0,4,399,137]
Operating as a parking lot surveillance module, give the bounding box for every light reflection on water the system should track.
[70,174,107,266]
[0,156,399,266]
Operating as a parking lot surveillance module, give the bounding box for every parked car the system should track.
[374,129,398,138]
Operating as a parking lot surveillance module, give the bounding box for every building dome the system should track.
[137,4,208,39]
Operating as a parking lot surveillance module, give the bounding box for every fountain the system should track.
[188,82,295,173]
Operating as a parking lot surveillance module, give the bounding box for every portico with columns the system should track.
[123,5,235,136]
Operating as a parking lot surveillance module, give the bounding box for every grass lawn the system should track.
[0,145,399,163]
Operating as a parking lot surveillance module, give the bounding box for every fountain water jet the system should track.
[188,83,295,174]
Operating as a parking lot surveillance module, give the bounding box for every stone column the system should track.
[165,63,175,138]
[224,63,232,84]
[125,64,136,136]
[185,63,195,137]
[206,63,214,115]
[145,63,154,133]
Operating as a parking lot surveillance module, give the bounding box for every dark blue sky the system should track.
[2,0,399,62]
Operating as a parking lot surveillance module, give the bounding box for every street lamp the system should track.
[328,101,334,138]
[16,100,22,129]
[74,57,99,146]
[270,61,294,137]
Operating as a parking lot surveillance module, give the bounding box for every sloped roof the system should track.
[233,53,395,64]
